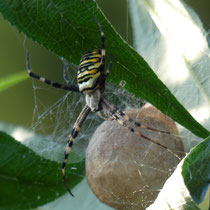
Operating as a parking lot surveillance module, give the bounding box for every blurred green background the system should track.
[0,0,209,129]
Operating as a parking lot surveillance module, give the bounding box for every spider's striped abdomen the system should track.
[77,49,103,94]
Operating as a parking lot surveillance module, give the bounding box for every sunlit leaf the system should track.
[148,137,210,210]
[182,136,210,204]
[129,0,210,145]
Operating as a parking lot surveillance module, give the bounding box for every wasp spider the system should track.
[26,18,169,196]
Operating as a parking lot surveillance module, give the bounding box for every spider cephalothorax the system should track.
[26,18,168,197]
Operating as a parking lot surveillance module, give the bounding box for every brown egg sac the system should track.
[86,104,185,210]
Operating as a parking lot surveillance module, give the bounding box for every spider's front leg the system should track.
[26,51,80,92]
[62,104,91,196]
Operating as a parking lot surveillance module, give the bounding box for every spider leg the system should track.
[94,18,107,76]
[94,18,105,58]
[101,98,167,149]
[26,51,80,92]
[94,18,113,81]
[62,104,91,196]
[63,63,77,88]
[97,111,113,121]
[105,54,113,78]
[102,98,169,134]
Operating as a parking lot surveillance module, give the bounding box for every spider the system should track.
[26,18,169,196]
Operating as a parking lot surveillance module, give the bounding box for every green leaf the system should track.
[182,136,210,204]
[0,0,209,139]
[0,131,85,210]
[0,71,28,93]
[147,137,210,210]
[147,159,201,210]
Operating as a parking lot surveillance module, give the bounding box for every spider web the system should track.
[28,64,148,209]
[0,0,208,208]
[27,59,188,210]
[23,0,209,209]
[29,68,144,156]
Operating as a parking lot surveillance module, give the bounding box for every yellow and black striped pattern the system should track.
[62,104,91,196]
[77,49,104,94]
[77,18,106,94]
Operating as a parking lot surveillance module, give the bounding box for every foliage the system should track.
[0,131,85,209]
[0,0,209,209]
